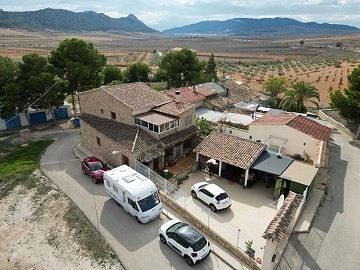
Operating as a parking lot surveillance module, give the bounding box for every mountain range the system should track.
[0,9,359,37]
[0,8,158,33]
[162,17,360,36]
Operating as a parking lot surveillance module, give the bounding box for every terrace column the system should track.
[244,169,249,187]
[218,160,222,177]
[196,152,199,162]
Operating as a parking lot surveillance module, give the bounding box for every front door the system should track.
[175,144,182,159]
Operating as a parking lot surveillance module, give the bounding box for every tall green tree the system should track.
[0,57,19,120]
[103,65,122,85]
[263,77,286,98]
[159,48,206,88]
[205,53,218,82]
[280,81,320,113]
[49,38,106,118]
[0,56,18,88]
[330,66,360,136]
[123,62,151,83]
[262,77,287,108]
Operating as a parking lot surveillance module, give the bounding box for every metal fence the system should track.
[134,159,264,261]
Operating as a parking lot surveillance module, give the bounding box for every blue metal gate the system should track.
[53,107,69,120]
[29,111,47,125]
[5,115,22,129]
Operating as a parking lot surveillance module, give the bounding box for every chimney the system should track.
[175,90,181,103]
[192,85,197,93]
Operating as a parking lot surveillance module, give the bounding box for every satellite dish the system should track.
[277,194,285,210]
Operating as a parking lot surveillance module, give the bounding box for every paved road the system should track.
[40,131,235,270]
[277,130,360,269]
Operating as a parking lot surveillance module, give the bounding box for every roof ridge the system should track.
[132,127,140,153]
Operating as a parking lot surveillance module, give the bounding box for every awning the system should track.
[280,161,318,186]
[251,150,293,176]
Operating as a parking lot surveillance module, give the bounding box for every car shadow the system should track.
[158,240,215,269]
[99,199,161,252]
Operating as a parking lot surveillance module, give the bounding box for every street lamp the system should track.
[148,72,153,87]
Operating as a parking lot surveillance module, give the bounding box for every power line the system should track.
[0,81,58,129]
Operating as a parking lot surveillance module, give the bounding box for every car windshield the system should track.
[137,191,160,212]
[216,192,229,201]
[90,161,104,171]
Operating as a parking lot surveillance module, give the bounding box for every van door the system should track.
[126,197,139,218]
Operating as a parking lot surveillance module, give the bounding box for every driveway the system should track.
[40,130,247,270]
[175,171,278,258]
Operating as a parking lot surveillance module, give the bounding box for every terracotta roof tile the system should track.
[100,82,171,110]
[193,131,266,169]
[251,114,332,142]
[251,114,297,125]
[287,115,332,142]
[153,101,195,117]
[262,192,303,242]
[164,86,217,104]
[80,113,159,153]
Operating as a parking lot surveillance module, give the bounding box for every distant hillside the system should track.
[163,17,360,36]
[0,8,158,33]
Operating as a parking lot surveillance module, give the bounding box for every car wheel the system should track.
[91,175,98,184]
[210,204,217,212]
[159,235,167,245]
[135,216,142,223]
[191,191,197,199]
[184,255,194,266]
[82,167,86,175]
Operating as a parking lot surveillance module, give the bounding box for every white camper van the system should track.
[103,165,163,223]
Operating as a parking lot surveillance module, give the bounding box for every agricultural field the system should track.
[1,28,359,107]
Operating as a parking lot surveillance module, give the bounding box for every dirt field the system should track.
[1,28,359,107]
[0,168,123,270]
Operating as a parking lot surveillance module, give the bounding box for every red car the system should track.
[81,156,110,184]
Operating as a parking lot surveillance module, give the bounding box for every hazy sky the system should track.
[2,0,360,31]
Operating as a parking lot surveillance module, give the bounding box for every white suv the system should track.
[159,220,211,266]
[191,182,232,212]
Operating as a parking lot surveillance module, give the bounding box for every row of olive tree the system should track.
[262,77,320,113]
[103,49,218,88]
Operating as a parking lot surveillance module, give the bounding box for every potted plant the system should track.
[245,240,255,259]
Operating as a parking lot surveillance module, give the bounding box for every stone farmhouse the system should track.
[78,82,198,170]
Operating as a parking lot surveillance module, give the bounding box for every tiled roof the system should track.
[164,85,217,104]
[193,131,266,169]
[135,111,176,125]
[80,113,159,153]
[101,82,171,110]
[287,115,332,142]
[153,101,195,117]
[263,192,303,242]
[161,126,198,146]
[251,114,297,125]
[251,114,332,142]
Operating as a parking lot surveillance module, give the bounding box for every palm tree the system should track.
[280,81,320,113]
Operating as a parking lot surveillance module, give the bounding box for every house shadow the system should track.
[99,199,161,252]
[312,137,346,234]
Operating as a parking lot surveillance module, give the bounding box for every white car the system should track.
[159,220,211,266]
[191,182,232,212]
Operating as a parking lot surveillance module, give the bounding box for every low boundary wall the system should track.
[160,192,262,270]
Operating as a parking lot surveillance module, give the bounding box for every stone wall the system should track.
[318,110,357,138]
